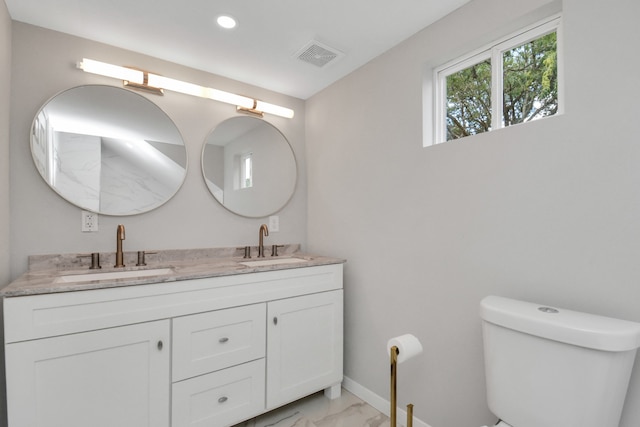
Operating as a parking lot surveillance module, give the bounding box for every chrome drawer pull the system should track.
[218,396,228,403]
[219,337,229,343]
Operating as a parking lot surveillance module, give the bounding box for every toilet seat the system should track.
[481,421,512,427]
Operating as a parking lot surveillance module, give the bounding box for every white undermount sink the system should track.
[54,268,173,284]
[239,257,308,267]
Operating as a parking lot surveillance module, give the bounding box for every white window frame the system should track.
[240,152,253,189]
[432,14,563,145]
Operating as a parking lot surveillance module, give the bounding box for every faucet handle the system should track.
[77,253,102,270]
[237,246,252,259]
[136,251,157,267]
[271,245,285,257]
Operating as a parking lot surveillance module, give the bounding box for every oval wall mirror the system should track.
[202,116,297,218]
[30,85,187,216]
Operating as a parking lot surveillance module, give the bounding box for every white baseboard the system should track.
[342,376,432,427]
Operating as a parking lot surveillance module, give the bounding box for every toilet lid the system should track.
[481,421,512,427]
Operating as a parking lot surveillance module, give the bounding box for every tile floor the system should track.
[232,388,393,427]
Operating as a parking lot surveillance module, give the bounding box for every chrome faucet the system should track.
[258,224,269,257]
[115,224,126,268]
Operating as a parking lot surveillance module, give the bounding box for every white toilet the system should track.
[480,296,640,427]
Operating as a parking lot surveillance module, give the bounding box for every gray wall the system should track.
[9,23,307,279]
[0,0,10,288]
[306,0,640,426]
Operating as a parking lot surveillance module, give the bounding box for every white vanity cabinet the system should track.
[3,263,343,427]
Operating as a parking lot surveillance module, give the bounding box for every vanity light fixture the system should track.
[147,74,255,109]
[236,100,296,119]
[237,101,265,118]
[254,101,295,119]
[123,71,165,96]
[78,58,144,84]
[77,58,295,118]
[78,59,163,95]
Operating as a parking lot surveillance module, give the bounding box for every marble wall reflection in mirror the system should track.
[31,85,187,216]
[202,116,297,218]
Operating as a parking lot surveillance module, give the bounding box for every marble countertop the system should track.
[1,245,345,297]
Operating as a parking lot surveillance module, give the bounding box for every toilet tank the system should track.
[480,296,640,427]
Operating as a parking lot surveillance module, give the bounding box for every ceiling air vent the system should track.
[295,40,344,68]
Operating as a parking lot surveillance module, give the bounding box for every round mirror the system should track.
[31,85,187,216]
[202,116,297,218]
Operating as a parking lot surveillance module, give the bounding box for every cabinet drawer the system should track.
[172,304,266,381]
[172,359,265,427]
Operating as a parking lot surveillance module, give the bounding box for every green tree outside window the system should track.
[444,31,558,141]
[503,32,557,127]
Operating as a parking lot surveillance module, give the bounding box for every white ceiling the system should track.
[5,0,471,100]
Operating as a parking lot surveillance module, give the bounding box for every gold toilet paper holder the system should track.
[390,345,414,427]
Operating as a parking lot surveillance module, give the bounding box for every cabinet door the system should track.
[266,290,343,409]
[5,320,170,427]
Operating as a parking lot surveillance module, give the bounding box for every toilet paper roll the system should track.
[387,334,423,364]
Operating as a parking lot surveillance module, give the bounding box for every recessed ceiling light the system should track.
[217,15,237,29]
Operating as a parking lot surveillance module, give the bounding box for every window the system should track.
[445,55,492,140]
[434,15,562,144]
[240,152,253,189]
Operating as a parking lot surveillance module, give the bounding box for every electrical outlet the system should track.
[268,215,280,232]
[82,210,99,232]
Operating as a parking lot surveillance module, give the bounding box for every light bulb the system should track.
[217,15,237,29]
